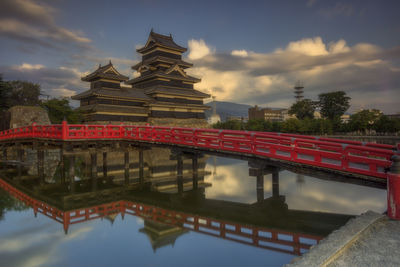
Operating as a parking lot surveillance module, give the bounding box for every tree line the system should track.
[0,75,82,124]
[213,91,400,135]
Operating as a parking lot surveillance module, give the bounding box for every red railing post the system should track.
[388,155,400,220]
[61,120,68,140]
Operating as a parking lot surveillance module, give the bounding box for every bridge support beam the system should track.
[37,149,44,185]
[60,149,65,184]
[124,151,129,184]
[103,152,108,179]
[177,153,183,193]
[69,155,75,193]
[192,155,198,190]
[139,148,144,184]
[17,145,23,181]
[2,148,7,173]
[388,155,400,220]
[91,152,97,191]
[272,169,280,198]
[256,172,264,203]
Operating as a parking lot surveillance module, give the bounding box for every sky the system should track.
[0,0,399,114]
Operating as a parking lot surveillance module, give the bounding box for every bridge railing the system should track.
[0,122,397,179]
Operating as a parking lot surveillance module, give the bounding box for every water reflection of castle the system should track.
[0,145,354,255]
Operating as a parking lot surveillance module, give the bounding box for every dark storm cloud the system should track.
[0,0,91,50]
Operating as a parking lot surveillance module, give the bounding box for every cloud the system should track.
[0,0,91,50]
[186,37,400,114]
[284,37,329,56]
[231,50,249,57]
[188,39,214,60]
[0,63,87,99]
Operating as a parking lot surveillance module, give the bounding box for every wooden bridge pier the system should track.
[69,155,75,194]
[192,155,199,190]
[249,160,282,203]
[90,152,97,191]
[176,152,183,193]
[2,148,6,173]
[124,150,129,184]
[16,144,23,181]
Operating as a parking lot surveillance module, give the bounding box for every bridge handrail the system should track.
[0,122,398,179]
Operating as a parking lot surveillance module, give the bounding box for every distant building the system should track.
[387,113,400,120]
[340,114,350,123]
[248,105,289,122]
[72,30,210,126]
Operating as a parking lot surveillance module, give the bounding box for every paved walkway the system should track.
[288,211,400,267]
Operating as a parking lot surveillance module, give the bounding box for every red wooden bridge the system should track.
[1,121,399,219]
[0,121,398,179]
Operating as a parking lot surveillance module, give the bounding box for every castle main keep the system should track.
[72,31,210,127]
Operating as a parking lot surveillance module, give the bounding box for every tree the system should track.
[288,99,315,120]
[281,118,301,133]
[318,91,350,120]
[41,98,83,124]
[0,75,12,111]
[0,76,41,110]
[348,109,381,132]
[373,115,399,133]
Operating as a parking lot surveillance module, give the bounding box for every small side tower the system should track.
[294,81,304,102]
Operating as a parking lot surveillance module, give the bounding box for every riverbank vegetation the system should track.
[213,116,400,135]
[0,75,82,124]
[213,91,400,135]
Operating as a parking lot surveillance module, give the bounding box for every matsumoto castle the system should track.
[72,30,210,127]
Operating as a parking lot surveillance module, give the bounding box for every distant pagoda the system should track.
[72,61,150,123]
[72,31,210,126]
[294,81,304,102]
[126,30,210,122]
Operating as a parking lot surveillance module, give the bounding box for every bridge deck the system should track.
[0,122,398,179]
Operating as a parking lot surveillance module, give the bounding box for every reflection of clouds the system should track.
[204,158,272,203]
[277,170,386,215]
[205,157,386,215]
[136,217,144,225]
[0,215,93,267]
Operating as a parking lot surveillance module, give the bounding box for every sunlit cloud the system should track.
[231,50,249,57]
[188,39,214,60]
[186,37,400,113]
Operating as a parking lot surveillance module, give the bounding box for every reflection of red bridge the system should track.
[0,178,321,255]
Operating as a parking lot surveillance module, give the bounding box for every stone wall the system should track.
[9,106,50,128]
[147,118,210,128]
[91,118,210,128]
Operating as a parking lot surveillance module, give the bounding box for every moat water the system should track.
[0,145,388,267]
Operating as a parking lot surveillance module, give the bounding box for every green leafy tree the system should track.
[288,99,315,120]
[281,118,301,133]
[0,76,41,110]
[318,91,350,120]
[348,109,381,132]
[372,115,400,133]
[0,75,13,111]
[41,98,83,124]
[246,119,266,131]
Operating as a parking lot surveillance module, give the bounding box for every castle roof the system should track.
[81,61,129,82]
[72,87,151,101]
[137,31,187,54]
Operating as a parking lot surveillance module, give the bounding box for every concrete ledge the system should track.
[287,210,384,267]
